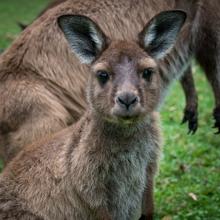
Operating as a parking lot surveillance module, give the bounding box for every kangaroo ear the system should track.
[58,15,107,64]
[139,10,186,59]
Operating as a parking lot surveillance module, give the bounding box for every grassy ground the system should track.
[0,1,219,219]
[0,0,50,48]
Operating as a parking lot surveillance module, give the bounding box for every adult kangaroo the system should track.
[177,0,220,134]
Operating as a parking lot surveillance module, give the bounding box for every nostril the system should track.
[130,97,138,105]
[118,97,126,106]
[117,94,138,109]
[117,97,130,110]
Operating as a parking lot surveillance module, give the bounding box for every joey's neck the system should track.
[81,111,159,152]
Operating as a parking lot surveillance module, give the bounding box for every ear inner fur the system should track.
[58,15,108,64]
[139,10,187,59]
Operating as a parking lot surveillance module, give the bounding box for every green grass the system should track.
[156,64,220,219]
[0,1,219,219]
[0,0,50,48]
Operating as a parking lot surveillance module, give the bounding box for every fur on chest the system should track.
[103,150,148,220]
[70,140,154,219]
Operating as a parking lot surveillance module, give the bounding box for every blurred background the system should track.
[0,1,219,219]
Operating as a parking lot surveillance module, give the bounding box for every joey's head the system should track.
[58,10,186,124]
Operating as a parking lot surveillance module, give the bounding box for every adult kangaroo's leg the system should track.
[212,84,220,134]
[196,35,220,134]
[199,61,220,134]
[180,65,198,134]
[194,0,220,134]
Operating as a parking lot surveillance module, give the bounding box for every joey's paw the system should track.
[213,108,220,134]
[182,109,198,135]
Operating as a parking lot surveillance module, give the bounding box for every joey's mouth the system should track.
[118,115,140,124]
[104,115,139,125]
[111,108,145,124]
[116,112,139,119]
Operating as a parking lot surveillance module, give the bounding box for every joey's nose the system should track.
[117,92,138,110]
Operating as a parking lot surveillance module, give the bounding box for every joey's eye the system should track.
[96,70,110,85]
[142,68,154,82]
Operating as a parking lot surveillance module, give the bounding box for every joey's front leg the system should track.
[140,179,154,220]
[140,163,156,220]
[180,66,198,134]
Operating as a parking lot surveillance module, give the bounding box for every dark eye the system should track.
[96,70,110,85]
[142,68,154,82]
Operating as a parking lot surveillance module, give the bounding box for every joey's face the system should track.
[89,41,161,123]
[58,10,186,124]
